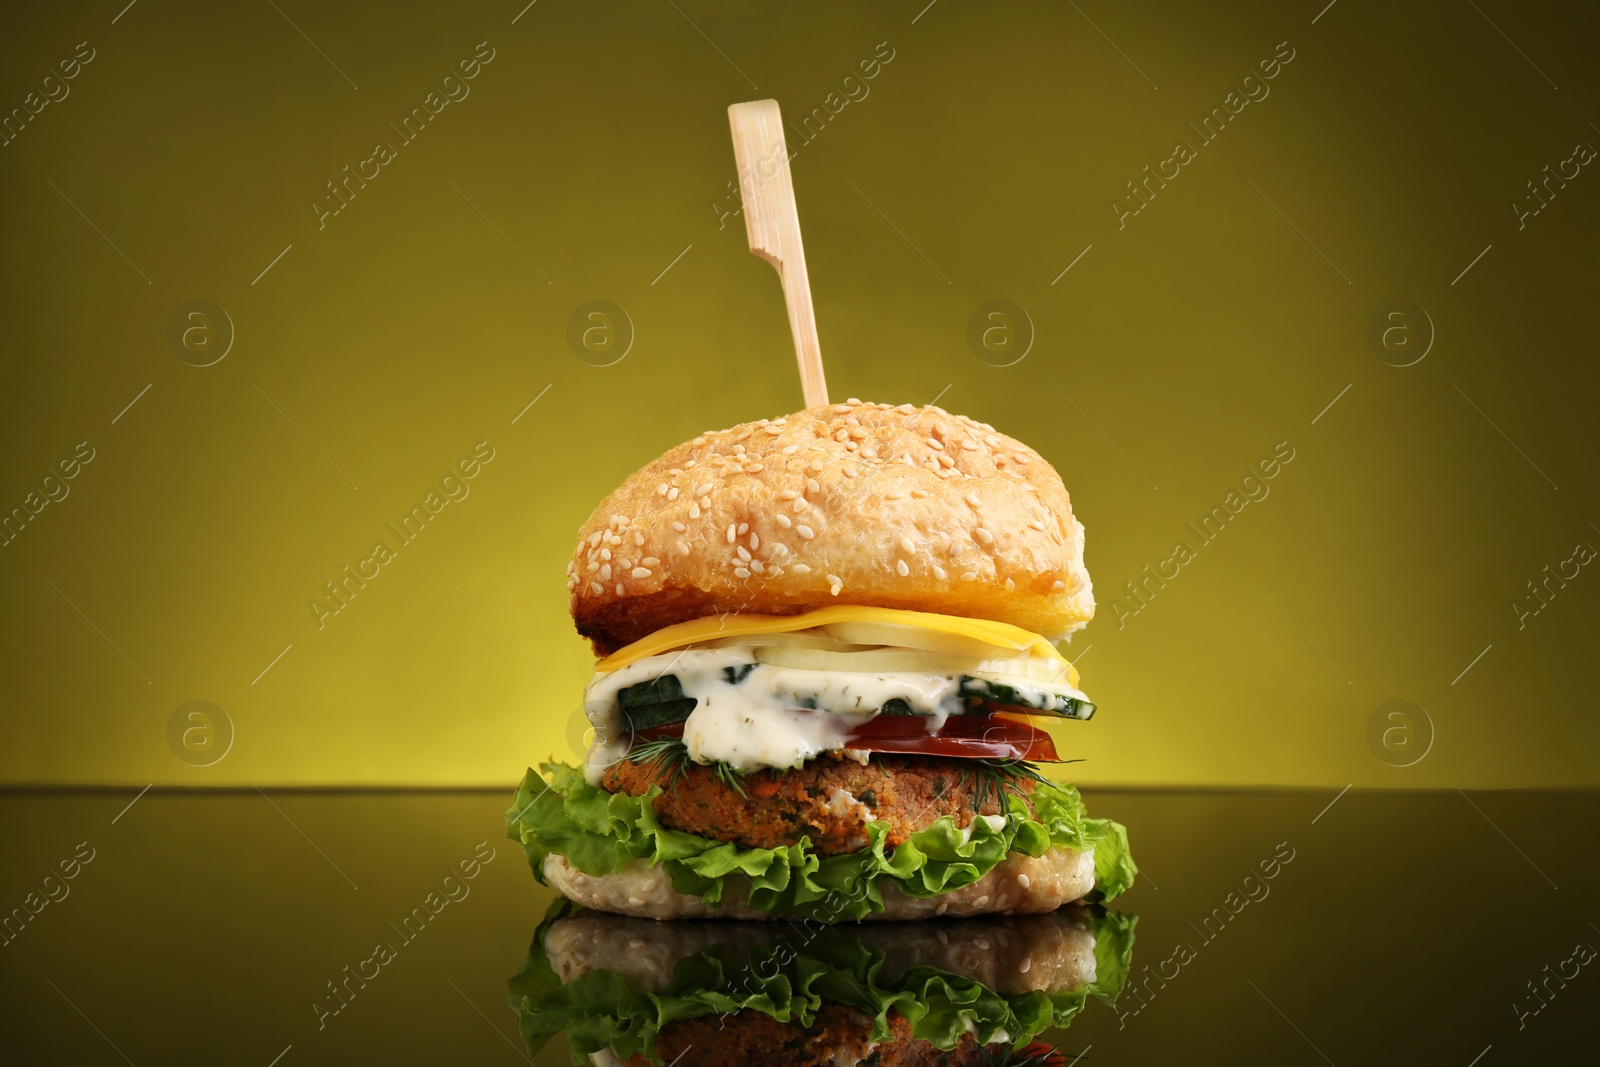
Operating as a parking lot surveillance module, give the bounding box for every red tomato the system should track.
[635,711,1061,762]
[846,712,1060,762]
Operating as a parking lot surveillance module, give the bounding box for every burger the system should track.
[510,901,1136,1065]
[506,400,1136,920]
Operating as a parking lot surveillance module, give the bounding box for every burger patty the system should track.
[628,1005,1004,1067]
[599,753,1037,854]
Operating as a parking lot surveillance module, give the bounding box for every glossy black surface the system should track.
[2,787,1595,1064]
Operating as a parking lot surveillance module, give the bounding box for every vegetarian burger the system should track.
[507,400,1136,920]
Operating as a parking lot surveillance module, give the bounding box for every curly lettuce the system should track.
[509,899,1136,1064]
[505,762,1136,921]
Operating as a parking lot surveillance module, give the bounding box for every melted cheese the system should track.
[595,606,1078,687]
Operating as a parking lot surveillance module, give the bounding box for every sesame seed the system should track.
[965,493,982,508]
[936,902,949,916]
[1021,483,1036,493]
[749,533,759,550]
[747,463,764,472]
[842,467,857,478]
[961,571,978,581]
[1017,873,1030,888]
[1051,580,1066,591]
[910,488,928,498]
[827,576,843,595]
[806,478,821,494]
[778,489,799,500]
[896,559,909,576]
[936,454,954,468]
[734,567,751,578]
[1015,453,1030,464]
[726,525,737,543]
[751,560,765,574]
[656,483,668,496]
[933,565,947,580]
[796,525,815,539]
[781,444,798,455]
[600,548,611,561]
[776,514,792,528]
[973,895,989,907]
[675,540,690,555]
[974,527,994,544]
[642,557,660,567]
[599,564,612,581]
[635,532,645,546]
[671,521,686,533]
[588,532,602,547]
[590,581,603,595]
[849,427,866,440]
[632,567,651,579]
[736,546,751,562]
[792,498,809,513]
[615,583,624,596]
[587,561,598,573]
[846,396,861,404]
[1004,577,1015,591]
[926,437,943,450]
[627,896,645,906]
[700,495,711,507]
[733,443,746,454]
[1028,519,1046,531]
[886,490,904,500]
[689,503,701,519]
[961,439,978,451]
[738,523,749,535]
[764,424,784,435]
[793,563,811,575]
[667,487,679,500]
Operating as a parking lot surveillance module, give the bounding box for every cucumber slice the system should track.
[620,700,697,731]
[960,675,1096,720]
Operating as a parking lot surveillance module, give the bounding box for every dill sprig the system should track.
[977,1044,1079,1067]
[625,736,748,798]
[960,759,1059,814]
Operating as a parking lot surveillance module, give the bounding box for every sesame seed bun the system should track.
[565,401,1094,654]
[541,843,1095,921]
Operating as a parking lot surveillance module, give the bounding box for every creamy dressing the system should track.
[582,643,1086,783]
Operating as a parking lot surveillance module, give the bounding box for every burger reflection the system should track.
[509,902,1135,1066]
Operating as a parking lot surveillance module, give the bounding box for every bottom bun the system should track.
[542,845,1095,921]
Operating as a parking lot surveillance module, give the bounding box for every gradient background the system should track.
[2,0,1596,790]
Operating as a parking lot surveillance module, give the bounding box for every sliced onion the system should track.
[818,620,1009,659]
[753,644,984,674]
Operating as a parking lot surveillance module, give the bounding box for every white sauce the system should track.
[582,644,1086,782]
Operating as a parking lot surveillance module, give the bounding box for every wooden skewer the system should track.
[727,99,829,408]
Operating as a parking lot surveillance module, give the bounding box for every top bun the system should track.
[565,400,1093,655]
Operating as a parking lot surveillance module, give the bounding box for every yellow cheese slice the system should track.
[594,605,1080,688]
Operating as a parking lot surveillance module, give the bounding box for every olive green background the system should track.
[2,0,1596,788]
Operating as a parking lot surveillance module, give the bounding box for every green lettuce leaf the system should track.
[505,762,1136,921]
[508,899,1138,1064]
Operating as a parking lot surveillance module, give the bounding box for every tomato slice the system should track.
[846,712,1060,762]
[634,712,1060,762]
